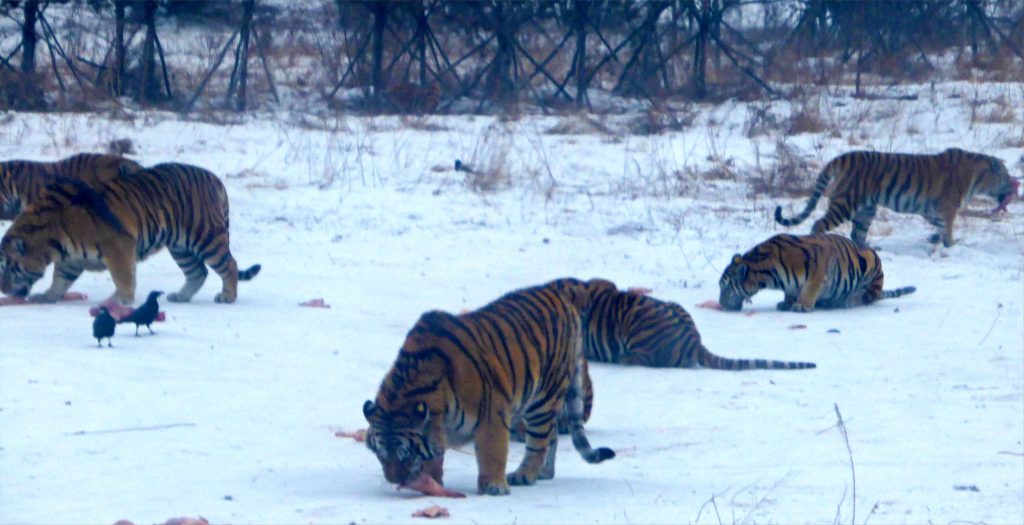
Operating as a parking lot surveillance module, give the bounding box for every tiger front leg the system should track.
[474,420,511,496]
[926,207,957,247]
[792,272,827,313]
[103,242,138,305]
[29,261,83,303]
[776,294,797,311]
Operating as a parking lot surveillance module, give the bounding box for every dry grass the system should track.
[786,96,827,135]
[625,106,695,136]
[749,139,817,198]
[545,113,612,136]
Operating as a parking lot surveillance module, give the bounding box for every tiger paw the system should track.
[166,292,195,303]
[27,293,60,304]
[477,478,510,496]
[776,301,792,311]
[507,470,538,486]
[789,303,812,313]
[927,233,942,244]
[214,292,236,304]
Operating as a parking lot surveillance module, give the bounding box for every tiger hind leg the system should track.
[811,199,852,236]
[851,206,877,247]
[507,408,557,487]
[196,232,240,304]
[538,437,558,480]
[167,248,208,303]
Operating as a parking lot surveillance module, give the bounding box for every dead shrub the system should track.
[786,96,826,135]
[545,113,611,135]
[626,106,694,135]
[749,139,817,197]
[744,101,783,138]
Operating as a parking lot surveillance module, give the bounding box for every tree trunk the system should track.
[371,2,387,111]
[114,0,127,96]
[138,0,159,104]
[236,0,255,111]
[21,0,39,75]
[572,0,588,108]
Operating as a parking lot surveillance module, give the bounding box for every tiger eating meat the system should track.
[719,233,916,313]
[0,162,260,305]
[362,281,614,496]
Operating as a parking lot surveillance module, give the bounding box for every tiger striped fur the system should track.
[547,277,815,370]
[363,281,614,496]
[774,148,1017,247]
[719,233,916,313]
[0,153,141,220]
[0,163,260,305]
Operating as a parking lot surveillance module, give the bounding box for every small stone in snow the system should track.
[827,328,840,334]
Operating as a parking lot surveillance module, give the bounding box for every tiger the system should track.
[718,233,916,313]
[0,153,142,220]
[362,281,615,496]
[0,162,260,305]
[544,277,815,370]
[774,148,1018,247]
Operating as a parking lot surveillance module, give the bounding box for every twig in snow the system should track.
[738,475,787,524]
[832,485,847,525]
[834,403,856,525]
[977,303,1003,346]
[695,492,725,525]
[66,423,196,436]
[863,501,879,525]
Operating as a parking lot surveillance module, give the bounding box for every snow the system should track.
[1,88,1022,524]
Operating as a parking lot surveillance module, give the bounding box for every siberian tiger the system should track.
[774,148,1018,247]
[0,153,141,220]
[545,278,815,369]
[0,163,260,305]
[718,233,916,313]
[362,282,615,496]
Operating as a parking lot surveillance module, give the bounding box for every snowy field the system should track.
[1,84,1022,524]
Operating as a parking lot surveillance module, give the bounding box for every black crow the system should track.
[92,306,116,347]
[118,290,163,336]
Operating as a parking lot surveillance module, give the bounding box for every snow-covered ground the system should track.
[1,84,1022,524]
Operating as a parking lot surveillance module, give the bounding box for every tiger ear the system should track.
[555,280,590,311]
[731,254,743,265]
[362,400,376,420]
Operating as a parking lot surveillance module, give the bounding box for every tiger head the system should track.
[977,157,1018,213]
[362,398,440,485]
[956,150,1018,212]
[543,277,610,317]
[0,230,52,298]
[718,254,759,311]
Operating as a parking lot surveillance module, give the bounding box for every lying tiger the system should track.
[545,277,815,369]
[775,148,1018,247]
[0,162,260,304]
[719,233,916,313]
[363,281,614,496]
[0,153,141,220]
